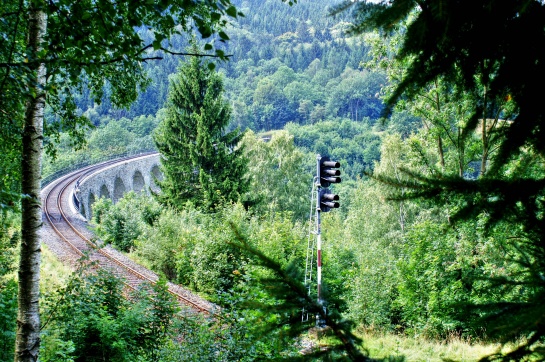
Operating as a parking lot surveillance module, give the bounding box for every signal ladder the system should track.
[302,176,319,322]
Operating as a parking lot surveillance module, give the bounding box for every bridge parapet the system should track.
[75,153,162,220]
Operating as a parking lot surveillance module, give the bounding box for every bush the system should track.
[41,266,178,362]
[0,278,17,362]
[93,192,156,252]
[0,214,19,361]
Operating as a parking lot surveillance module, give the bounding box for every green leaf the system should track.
[226,6,238,18]
[211,12,221,21]
[207,62,216,71]
[204,43,213,51]
[215,49,225,58]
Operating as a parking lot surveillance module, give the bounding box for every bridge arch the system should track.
[133,170,145,193]
[113,177,126,203]
[150,164,162,189]
[75,153,161,220]
[100,184,110,199]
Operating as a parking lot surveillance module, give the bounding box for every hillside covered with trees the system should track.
[2,0,545,361]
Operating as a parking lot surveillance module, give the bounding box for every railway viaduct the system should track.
[75,153,162,220]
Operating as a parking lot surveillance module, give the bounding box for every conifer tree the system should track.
[154,48,248,211]
[337,1,545,359]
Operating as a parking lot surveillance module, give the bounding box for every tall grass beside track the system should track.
[356,328,511,361]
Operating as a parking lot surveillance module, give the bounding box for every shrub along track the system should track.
[41,155,214,314]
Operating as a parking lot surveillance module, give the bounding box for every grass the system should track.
[356,327,512,362]
[40,245,73,293]
[305,326,499,361]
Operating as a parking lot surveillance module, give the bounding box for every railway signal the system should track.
[318,188,339,212]
[306,154,342,327]
[319,156,341,188]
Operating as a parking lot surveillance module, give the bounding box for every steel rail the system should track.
[43,155,210,313]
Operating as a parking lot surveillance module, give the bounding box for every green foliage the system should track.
[188,208,250,295]
[92,187,309,302]
[329,3,545,358]
[344,1,544,168]
[325,67,385,121]
[364,21,512,179]
[285,119,381,179]
[223,56,382,131]
[91,193,335,358]
[0,278,17,361]
[0,213,19,361]
[0,213,19,277]
[154,46,248,211]
[161,311,272,361]
[242,130,312,220]
[40,260,309,361]
[397,221,466,336]
[332,179,404,329]
[157,292,305,361]
[41,266,179,362]
[333,134,422,330]
[226,228,371,361]
[0,0,24,213]
[1,0,242,216]
[135,207,200,283]
[42,115,158,178]
[395,217,529,339]
[87,122,134,155]
[92,192,153,252]
[339,133,532,339]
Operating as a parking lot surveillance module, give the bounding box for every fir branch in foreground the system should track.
[228,223,387,361]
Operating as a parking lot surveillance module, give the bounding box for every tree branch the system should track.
[0,44,232,69]
[0,0,25,95]
[159,47,233,58]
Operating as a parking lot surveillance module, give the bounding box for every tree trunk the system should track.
[433,80,446,171]
[481,86,489,176]
[481,118,488,176]
[457,128,465,178]
[437,135,445,171]
[15,5,46,362]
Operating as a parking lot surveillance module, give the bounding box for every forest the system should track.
[2,0,545,361]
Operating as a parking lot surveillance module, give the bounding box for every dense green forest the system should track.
[75,0,383,130]
[3,0,545,360]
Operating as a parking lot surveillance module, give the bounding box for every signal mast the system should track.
[304,154,341,326]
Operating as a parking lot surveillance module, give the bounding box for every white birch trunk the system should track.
[15,5,47,362]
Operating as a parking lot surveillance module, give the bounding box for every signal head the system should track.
[319,156,341,188]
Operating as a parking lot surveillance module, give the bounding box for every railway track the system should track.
[42,155,214,314]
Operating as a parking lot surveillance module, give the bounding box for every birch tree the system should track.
[0,1,242,360]
[15,4,47,361]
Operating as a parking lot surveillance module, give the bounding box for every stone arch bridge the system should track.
[75,153,162,220]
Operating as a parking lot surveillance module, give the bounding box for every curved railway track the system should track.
[42,155,214,314]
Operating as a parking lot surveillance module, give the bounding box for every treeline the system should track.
[71,0,383,133]
[42,115,158,178]
[43,119,382,188]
